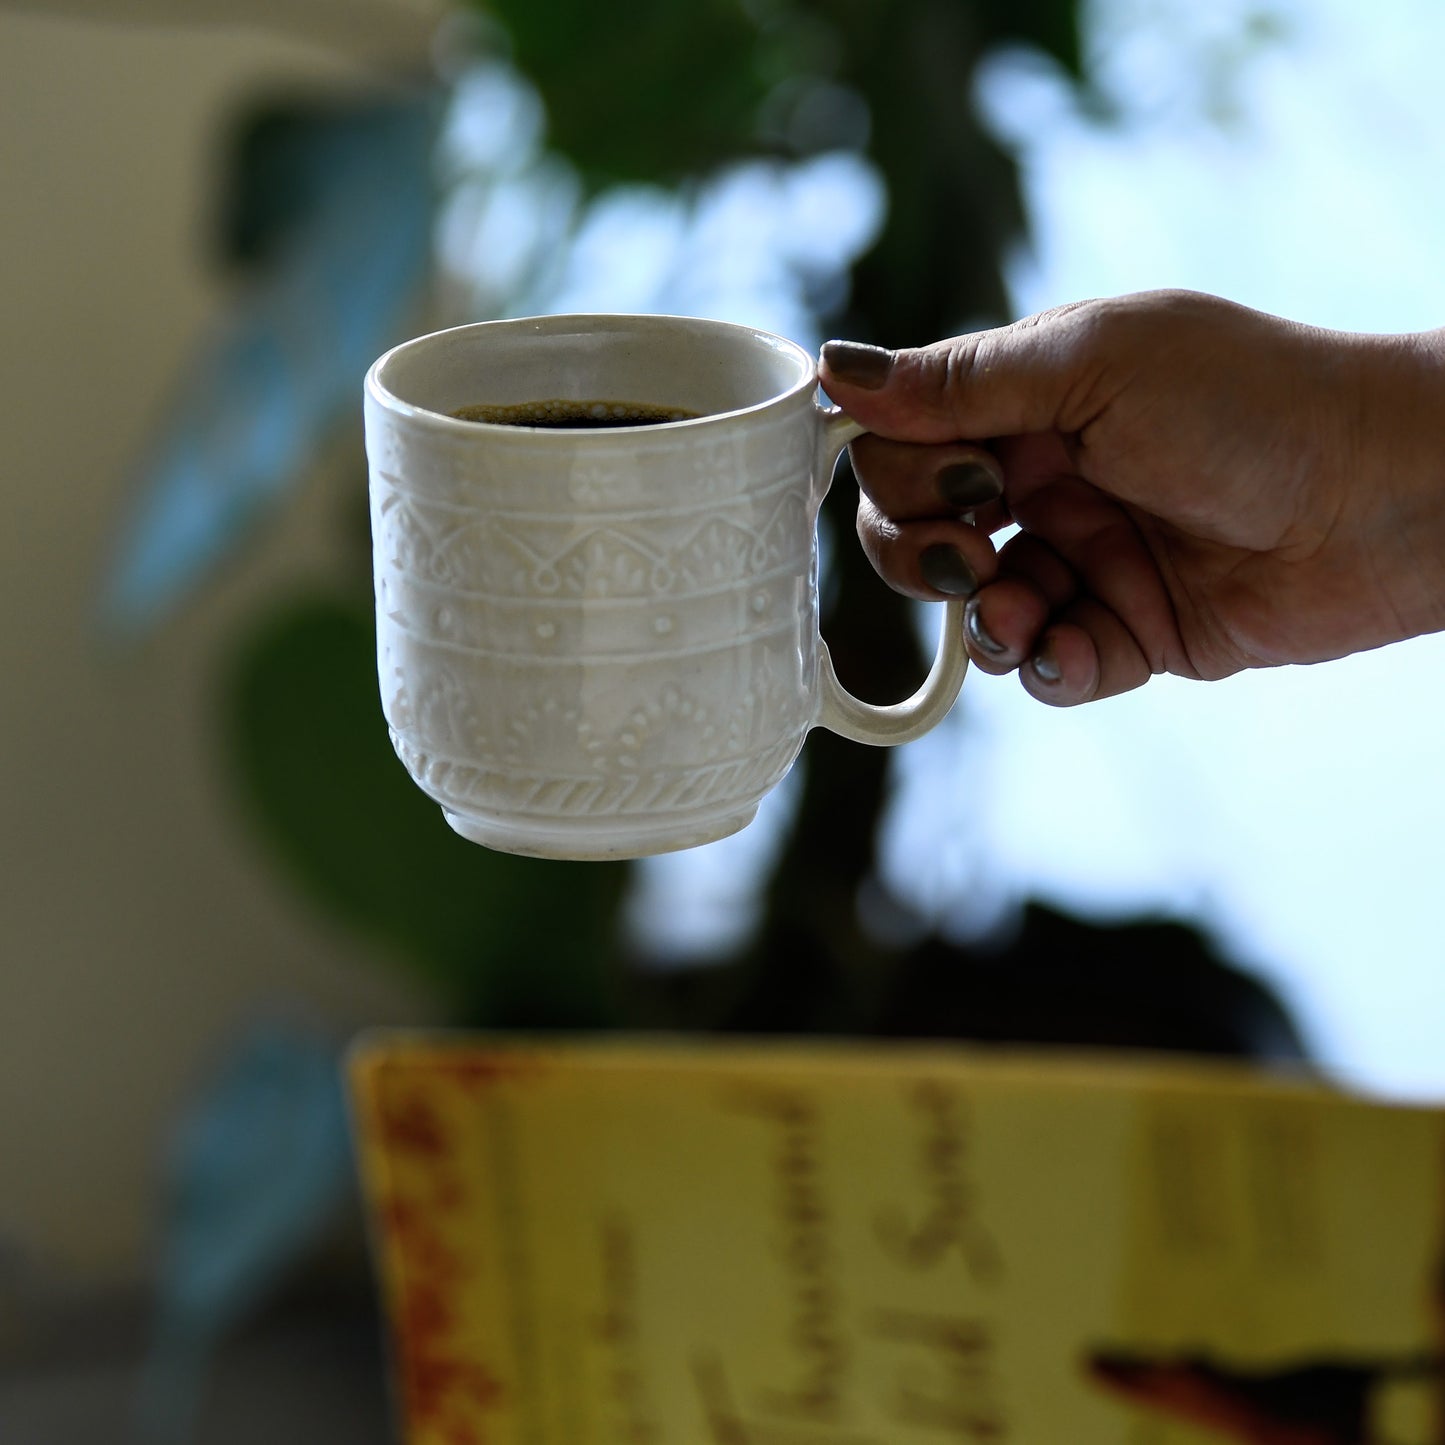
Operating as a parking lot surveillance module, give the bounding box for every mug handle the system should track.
[812,404,969,746]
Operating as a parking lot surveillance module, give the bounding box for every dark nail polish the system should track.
[919,544,978,598]
[821,340,893,390]
[937,460,1003,511]
[1031,640,1062,683]
[963,598,1008,657]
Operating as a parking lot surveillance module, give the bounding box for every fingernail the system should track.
[1031,639,1062,683]
[919,544,978,598]
[937,460,1003,511]
[963,597,1009,657]
[821,340,893,390]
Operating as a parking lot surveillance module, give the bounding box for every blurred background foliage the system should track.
[98,0,1300,1434]
[171,0,1296,1047]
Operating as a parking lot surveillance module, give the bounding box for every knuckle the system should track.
[1037,298,1120,358]
[854,493,888,555]
[855,497,917,591]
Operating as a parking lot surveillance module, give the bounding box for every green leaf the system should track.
[473,0,797,183]
[140,1021,353,1444]
[219,593,627,1025]
[102,94,437,638]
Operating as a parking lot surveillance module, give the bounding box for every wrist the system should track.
[1356,327,1445,643]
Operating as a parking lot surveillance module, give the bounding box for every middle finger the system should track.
[848,434,1005,522]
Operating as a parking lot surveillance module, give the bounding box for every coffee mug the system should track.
[364,314,967,860]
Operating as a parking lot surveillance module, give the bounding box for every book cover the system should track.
[350,1038,1445,1445]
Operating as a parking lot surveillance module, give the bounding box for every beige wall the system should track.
[0,10,440,1282]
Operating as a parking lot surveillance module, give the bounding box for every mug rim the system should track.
[365,312,820,437]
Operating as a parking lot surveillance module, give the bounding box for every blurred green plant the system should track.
[104,0,1296,1040]
[105,92,438,636]
[225,0,1087,1024]
[97,0,1098,1028]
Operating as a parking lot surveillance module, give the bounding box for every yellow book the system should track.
[349,1037,1445,1445]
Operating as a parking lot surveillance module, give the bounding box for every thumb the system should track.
[819,304,1097,444]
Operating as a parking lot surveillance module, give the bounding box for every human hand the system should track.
[820,290,1445,705]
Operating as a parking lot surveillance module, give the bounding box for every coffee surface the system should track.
[451,399,699,429]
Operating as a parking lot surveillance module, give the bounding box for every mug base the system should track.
[441,802,761,860]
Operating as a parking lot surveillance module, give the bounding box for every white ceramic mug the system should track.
[364,314,967,860]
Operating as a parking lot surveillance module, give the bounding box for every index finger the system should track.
[821,303,1098,443]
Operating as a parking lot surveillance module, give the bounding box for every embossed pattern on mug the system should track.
[372,409,820,827]
[373,481,808,595]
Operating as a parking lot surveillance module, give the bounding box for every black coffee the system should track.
[451,399,698,428]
